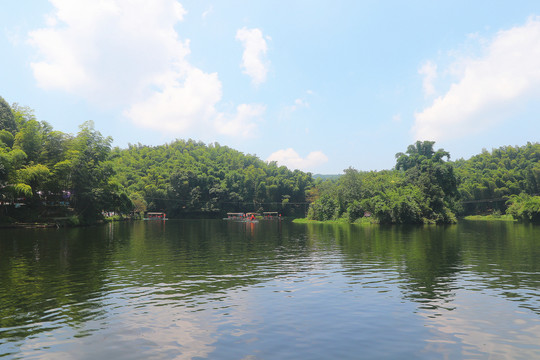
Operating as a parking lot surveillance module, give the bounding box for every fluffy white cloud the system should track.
[124,67,222,133]
[418,60,437,97]
[214,103,266,138]
[236,27,269,85]
[267,148,328,172]
[29,0,189,106]
[413,17,540,141]
[28,0,263,138]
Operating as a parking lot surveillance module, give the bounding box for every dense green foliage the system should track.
[3,96,540,225]
[454,143,540,214]
[0,96,17,134]
[506,193,540,223]
[308,141,459,224]
[0,99,131,223]
[110,140,312,217]
[308,141,540,224]
[1,99,312,223]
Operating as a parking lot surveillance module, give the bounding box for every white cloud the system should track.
[418,61,437,97]
[280,90,313,120]
[236,27,269,85]
[294,98,308,108]
[267,148,328,171]
[27,0,263,138]
[124,67,222,133]
[214,103,266,138]
[29,0,189,106]
[283,97,308,115]
[413,16,540,142]
[202,5,213,19]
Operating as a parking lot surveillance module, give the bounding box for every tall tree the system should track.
[395,141,458,223]
[13,120,43,163]
[69,121,115,220]
[11,103,36,129]
[0,97,17,134]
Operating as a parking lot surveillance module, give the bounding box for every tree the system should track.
[0,96,17,134]
[17,164,51,198]
[307,192,340,221]
[506,193,540,223]
[0,130,14,148]
[69,121,114,221]
[40,130,71,166]
[0,149,11,187]
[129,192,147,217]
[454,143,540,215]
[11,103,36,130]
[338,167,363,212]
[395,141,458,223]
[13,120,43,163]
[395,140,450,171]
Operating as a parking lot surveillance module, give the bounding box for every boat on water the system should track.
[144,212,168,220]
[245,213,259,223]
[262,212,282,220]
[223,212,246,220]
[223,212,260,222]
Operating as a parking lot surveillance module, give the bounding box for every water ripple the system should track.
[1,220,540,359]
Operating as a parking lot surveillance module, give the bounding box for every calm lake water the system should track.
[1,219,539,359]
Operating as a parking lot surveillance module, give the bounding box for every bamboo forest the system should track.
[2,96,540,225]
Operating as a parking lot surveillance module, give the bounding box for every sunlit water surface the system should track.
[1,220,539,359]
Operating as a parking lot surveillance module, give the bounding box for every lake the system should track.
[1,220,539,359]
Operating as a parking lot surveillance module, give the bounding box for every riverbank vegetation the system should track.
[306,141,540,224]
[0,97,312,224]
[307,141,459,224]
[463,214,516,221]
[2,96,540,225]
[109,140,312,218]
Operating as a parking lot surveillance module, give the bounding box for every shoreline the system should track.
[293,214,518,225]
[0,214,518,229]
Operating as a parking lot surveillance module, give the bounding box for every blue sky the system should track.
[2,1,540,174]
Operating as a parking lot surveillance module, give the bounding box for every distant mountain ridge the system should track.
[313,174,341,180]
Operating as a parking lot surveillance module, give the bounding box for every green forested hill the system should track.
[110,140,313,217]
[455,143,540,200]
[306,141,540,224]
[1,96,128,223]
[312,174,341,180]
[454,143,540,214]
[2,96,540,224]
[307,141,459,224]
[1,97,313,223]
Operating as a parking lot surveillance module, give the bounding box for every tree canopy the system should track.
[307,141,459,224]
[1,99,129,224]
[110,140,313,217]
[0,96,17,134]
[0,98,314,223]
[2,96,540,224]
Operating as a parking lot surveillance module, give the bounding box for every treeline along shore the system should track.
[1,96,540,225]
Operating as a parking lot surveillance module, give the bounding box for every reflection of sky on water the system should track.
[2,220,540,359]
[5,263,540,360]
[9,271,540,359]
[10,289,220,359]
[419,287,540,359]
